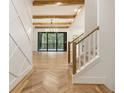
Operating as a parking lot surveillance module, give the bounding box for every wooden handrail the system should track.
[70,33,84,43]
[76,26,99,44]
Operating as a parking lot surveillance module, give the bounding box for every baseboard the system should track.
[9,66,32,91]
[98,84,115,93]
[72,84,114,93]
[73,76,106,84]
[10,69,33,93]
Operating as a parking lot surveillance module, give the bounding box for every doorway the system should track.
[38,32,67,52]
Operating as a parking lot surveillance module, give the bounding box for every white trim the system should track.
[75,55,100,75]
[73,76,106,84]
[9,65,32,91]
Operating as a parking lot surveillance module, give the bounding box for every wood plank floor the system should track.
[20,52,113,93]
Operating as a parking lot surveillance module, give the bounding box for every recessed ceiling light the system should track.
[74,9,78,12]
[56,2,63,6]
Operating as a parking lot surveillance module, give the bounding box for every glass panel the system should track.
[38,32,67,52]
[48,33,56,51]
[38,33,47,51]
[57,33,64,51]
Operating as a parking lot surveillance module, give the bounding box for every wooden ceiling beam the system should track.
[33,15,76,19]
[35,26,69,28]
[33,22,72,25]
[33,0,84,6]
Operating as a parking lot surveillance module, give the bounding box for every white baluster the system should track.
[94,31,97,56]
[81,41,84,66]
[76,44,78,69]
[83,40,86,65]
[96,31,99,56]
[93,32,96,57]
[80,41,84,66]
[82,41,86,65]
[90,34,93,59]
[78,43,81,69]
[88,36,91,62]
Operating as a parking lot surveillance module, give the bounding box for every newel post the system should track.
[72,42,77,74]
[68,42,71,64]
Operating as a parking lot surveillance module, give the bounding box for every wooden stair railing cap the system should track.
[70,33,84,43]
[76,26,100,44]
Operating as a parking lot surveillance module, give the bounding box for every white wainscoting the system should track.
[9,0,33,91]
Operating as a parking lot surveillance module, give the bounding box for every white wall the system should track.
[9,0,33,91]
[69,8,85,39]
[33,8,85,51]
[73,0,115,91]
[98,0,115,90]
[85,0,97,32]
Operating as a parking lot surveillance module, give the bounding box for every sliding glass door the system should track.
[48,33,57,51]
[38,32,67,52]
[57,33,64,51]
[38,32,47,51]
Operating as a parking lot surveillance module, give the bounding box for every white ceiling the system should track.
[33,5,81,15]
[32,5,83,26]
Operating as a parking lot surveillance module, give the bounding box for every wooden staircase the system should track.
[68,26,99,74]
[68,26,114,93]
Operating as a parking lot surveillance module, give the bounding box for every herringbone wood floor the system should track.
[21,52,113,93]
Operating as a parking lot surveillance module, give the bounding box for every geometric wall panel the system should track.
[9,0,33,91]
